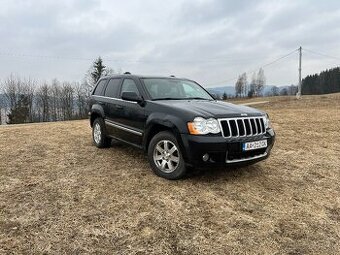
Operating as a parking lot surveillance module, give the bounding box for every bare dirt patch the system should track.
[1,94,339,254]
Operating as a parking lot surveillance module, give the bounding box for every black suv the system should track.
[89,74,275,179]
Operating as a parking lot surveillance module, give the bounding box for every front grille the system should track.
[219,117,266,138]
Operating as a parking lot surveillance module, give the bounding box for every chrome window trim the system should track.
[92,95,138,104]
[104,120,143,136]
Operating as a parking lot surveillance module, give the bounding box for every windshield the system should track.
[142,78,214,100]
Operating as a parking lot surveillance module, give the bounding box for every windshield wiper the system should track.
[152,97,212,101]
[152,97,183,101]
[185,97,212,100]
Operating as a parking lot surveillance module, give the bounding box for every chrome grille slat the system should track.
[235,120,239,137]
[219,117,266,138]
[241,119,247,137]
[254,118,258,134]
[255,118,261,134]
[247,119,253,135]
[226,121,231,137]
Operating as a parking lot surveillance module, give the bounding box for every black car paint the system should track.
[89,74,275,166]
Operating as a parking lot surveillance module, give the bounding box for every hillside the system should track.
[1,94,340,254]
[207,85,292,97]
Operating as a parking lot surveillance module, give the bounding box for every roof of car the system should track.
[100,74,192,81]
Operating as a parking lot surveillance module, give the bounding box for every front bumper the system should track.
[180,128,275,167]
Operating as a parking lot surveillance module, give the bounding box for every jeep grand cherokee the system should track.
[89,74,275,179]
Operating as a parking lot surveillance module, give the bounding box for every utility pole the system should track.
[297,46,302,99]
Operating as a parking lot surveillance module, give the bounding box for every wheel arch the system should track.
[143,120,188,160]
[90,105,105,127]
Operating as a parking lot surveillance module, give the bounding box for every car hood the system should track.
[150,100,264,118]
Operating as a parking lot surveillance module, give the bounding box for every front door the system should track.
[106,78,146,146]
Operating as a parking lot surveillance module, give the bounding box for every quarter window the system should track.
[93,79,107,96]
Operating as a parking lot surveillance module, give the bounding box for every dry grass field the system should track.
[1,94,340,254]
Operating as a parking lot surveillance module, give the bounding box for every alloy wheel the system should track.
[93,123,102,144]
[153,140,180,173]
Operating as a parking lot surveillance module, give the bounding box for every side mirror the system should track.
[121,91,143,103]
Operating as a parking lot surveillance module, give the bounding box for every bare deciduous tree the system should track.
[271,86,280,96]
[50,79,61,121]
[241,72,247,97]
[256,68,266,96]
[235,75,243,98]
[60,82,74,120]
[22,77,35,122]
[74,82,87,119]
[235,73,247,97]
[36,83,50,122]
[3,74,19,110]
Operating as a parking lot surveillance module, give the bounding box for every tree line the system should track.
[234,68,266,98]
[265,85,298,97]
[302,67,340,95]
[0,57,115,124]
[0,75,89,124]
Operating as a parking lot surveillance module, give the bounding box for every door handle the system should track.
[116,105,123,110]
[98,102,105,105]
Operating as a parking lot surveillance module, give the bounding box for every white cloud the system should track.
[0,0,339,87]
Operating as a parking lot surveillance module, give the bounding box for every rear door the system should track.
[102,78,122,137]
[108,78,146,146]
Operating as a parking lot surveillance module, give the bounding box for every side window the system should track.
[120,79,140,97]
[93,79,107,96]
[104,78,121,98]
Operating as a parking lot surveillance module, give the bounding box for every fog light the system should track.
[202,153,209,162]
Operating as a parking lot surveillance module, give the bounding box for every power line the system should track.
[205,48,299,86]
[0,52,94,61]
[0,51,277,64]
[303,48,340,61]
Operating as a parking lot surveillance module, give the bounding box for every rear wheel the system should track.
[148,131,187,180]
[92,118,111,148]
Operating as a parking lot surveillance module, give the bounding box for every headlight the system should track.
[263,114,272,129]
[187,117,221,135]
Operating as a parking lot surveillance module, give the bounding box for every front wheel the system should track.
[148,131,187,180]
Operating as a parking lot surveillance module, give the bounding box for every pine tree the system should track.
[7,94,30,124]
[90,57,106,86]
[302,66,340,95]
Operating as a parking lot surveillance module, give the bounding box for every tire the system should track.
[148,131,187,180]
[92,118,111,148]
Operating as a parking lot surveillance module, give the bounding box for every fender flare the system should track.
[90,104,105,126]
[143,113,188,159]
